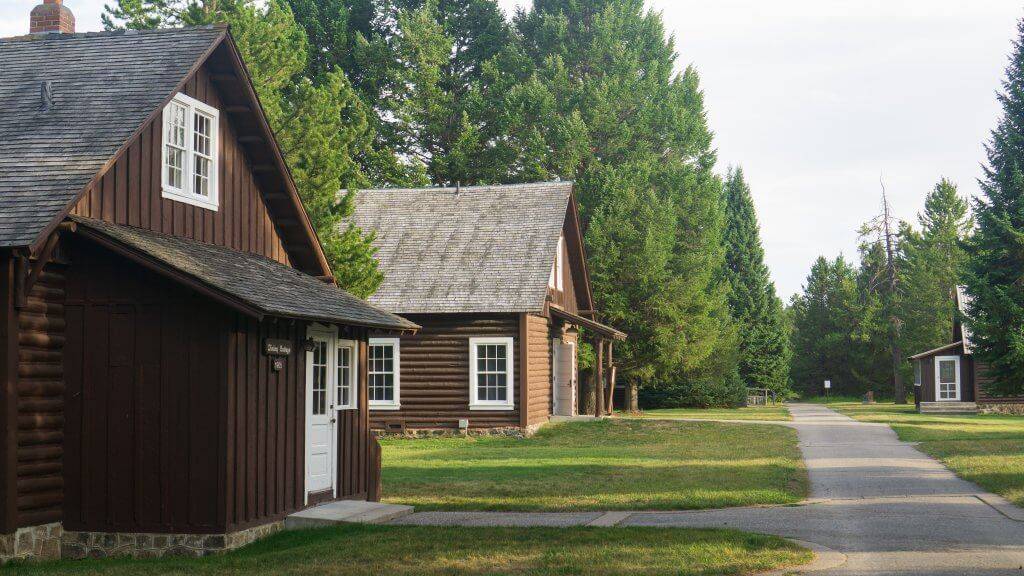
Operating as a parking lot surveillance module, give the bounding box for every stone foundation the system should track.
[60,521,284,560]
[0,523,63,564]
[979,402,1024,415]
[375,426,527,439]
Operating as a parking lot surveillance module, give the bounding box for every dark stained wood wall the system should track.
[61,239,375,533]
[916,350,975,403]
[525,313,552,427]
[974,360,1024,404]
[370,314,521,430]
[15,261,67,529]
[70,66,292,266]
[1,254,17,534]
[63,239,224,533]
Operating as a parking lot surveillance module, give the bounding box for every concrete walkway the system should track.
[394,403,1024,575]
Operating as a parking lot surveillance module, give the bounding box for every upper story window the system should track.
[368,338,400,410]
[162,93,219,211]
[469,337,514,411]
[548,233,565,291]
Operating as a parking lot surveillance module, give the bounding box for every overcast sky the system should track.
[2,1,1021,298]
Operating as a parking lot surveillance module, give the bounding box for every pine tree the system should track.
[790,256,863,397]
[722,167,791,395]
[899,179,972,376]
[964,17,1024,395]
[478,0,741,406]
[102,0,385,297]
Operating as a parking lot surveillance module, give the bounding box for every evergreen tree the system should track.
[102,0,384,297]
[790,256,864,397]
[479,0,740,406]
[898,179,972,375]
[964,17,1024,395]
[722,167,791,395]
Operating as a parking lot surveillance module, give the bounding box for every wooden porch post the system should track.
[604,341,615,415]
[595,337,605,418]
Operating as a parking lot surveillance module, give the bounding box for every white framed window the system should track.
[368,338,400,410]
[469,337,515,410]
[162,92,219,211]
[336,342,357,410]
[549,234,565,291]
[914,360,922,387]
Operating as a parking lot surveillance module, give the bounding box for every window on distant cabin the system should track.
[336,343,357,410]
[162,92,219,210]
[469,337,514,410]
[368,338,400,409]
[548,233,565,291]
[914,360,922,387]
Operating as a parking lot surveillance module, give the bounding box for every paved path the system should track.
[394,403,1024,575]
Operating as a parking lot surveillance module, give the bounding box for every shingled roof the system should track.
[0,26,226,248]
[72,217,418,331]
[349,182,573,314]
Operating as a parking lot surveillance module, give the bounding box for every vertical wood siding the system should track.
[70,67,291,266]
[525,314,552,427]
[63,239,224,533]
[370,314,521,430]
[15,262,66,528]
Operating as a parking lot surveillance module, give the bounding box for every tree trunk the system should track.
[628,381,639,412]
[580,369,596,415]
[891,325,906,404]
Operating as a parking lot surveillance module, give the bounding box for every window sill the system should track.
[369,404,401,411]
[334,406,358,411]
[468,404,515,411]
[162,187,219,211]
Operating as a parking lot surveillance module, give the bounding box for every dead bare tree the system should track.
[861,175,906,403]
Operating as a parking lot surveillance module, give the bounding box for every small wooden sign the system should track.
[264,338,293,357]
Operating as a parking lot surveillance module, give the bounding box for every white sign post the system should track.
[824,380,831,399]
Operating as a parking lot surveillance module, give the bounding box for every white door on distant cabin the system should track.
[306,327,337,500]
[552,340,576,416]
[935,355,961,402]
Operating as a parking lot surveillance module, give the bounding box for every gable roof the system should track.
[0,26,331,276]
[0,26,223,249]
[72,216,417,331]
[349,182,574,314]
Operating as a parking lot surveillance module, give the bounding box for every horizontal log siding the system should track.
[15,263,67,528]
[370,314,520,430]
[71,66,291,266]
[975,361,1024,404]
[526,313,552,427]
[63,239,224,533]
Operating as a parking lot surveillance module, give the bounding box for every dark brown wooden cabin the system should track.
[0,19,416,562]
[349,183,626,433]
[909,286,1023,412]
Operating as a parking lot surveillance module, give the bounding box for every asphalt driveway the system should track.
[396,403,1024,575]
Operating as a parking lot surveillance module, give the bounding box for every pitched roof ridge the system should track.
[0,24,226,43]
[355,180,573,195]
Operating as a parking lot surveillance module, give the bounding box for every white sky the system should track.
[3,1,1021,298]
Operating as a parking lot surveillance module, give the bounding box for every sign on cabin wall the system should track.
[264,338,293,357]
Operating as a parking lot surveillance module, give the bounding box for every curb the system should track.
[758,539,847,575]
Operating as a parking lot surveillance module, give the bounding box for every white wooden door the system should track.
[306,328,336,499]
[552,340,576,416]
[935,355,961,401]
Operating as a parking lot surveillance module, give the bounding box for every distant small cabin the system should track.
[349,182,626,433]
[909,286,1024,414]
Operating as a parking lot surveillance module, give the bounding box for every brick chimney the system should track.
[30,0,75,34]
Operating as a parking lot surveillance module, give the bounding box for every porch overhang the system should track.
[908,340,964,361]
[67,216,418,333]
[548,306,626,341]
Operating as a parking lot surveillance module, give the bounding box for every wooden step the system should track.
[919,401,978,414]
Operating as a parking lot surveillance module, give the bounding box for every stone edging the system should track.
[60,521,284,560]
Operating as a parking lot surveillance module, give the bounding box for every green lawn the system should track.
[628,405,792,421]
[5,524,812,576]
[825,400,1024,506]
[381,418,807,511]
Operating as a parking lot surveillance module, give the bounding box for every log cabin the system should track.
[0,7,417,562]
[349,182,626,434]
[910,286,1024,413]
